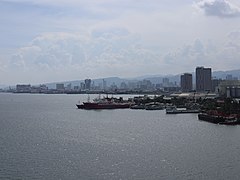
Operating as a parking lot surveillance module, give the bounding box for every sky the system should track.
[1,0,240,85]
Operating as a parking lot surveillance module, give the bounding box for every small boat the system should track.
[166,106,200,114]
[219,119,240,125]
[130,104,145,109]
[145,102,164,110]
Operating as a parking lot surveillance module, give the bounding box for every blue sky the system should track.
[1,0,240,84]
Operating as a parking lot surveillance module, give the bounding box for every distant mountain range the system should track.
[45,69,240,88]
[212,69,240,79]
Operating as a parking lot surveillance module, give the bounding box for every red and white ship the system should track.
[76,96,131,110]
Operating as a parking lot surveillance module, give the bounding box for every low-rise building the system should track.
[16,84,31,93]
[218,80,240,97]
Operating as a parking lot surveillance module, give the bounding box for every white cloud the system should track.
[216,30,240,68]
[228,30,240,40]
[2,0,240,84]
[5,28,240,84]
[7,29,164,82]
[0,60,6,72]
[163,30,240,72]
[163,39,210,71]
[196,0,240,18]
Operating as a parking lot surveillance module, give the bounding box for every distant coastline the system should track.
[1,68,240,96]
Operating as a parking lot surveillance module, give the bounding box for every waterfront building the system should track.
[39,84,48,91]
[31,84,48,93]
[226,87,240,98]
[196,67,212,92]
[66,83,72,90]
[56,83,64,90]
[218,80,240,97]
[180,73,192,92]
[212,78,222,93]
[16,84,31,93]
[74,86,80,90]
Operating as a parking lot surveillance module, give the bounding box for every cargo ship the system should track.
[76,96,131,110]
[198,111,240,125]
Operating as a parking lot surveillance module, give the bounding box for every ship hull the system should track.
[166,110,200,114]
[76,102,130,109]
[198,113,240,125]
[198,113,225,124]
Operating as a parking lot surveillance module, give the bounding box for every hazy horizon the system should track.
[1,68,240,88]
[1,0,240,84]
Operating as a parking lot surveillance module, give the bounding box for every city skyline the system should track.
[1,0,240,85]
[1,66,240,88]
[3,65,240,97]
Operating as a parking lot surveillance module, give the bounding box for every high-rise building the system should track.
[181,73,192,92]
[196,67,212,92]
[80,82,85,90]
[162,78,170,87]
[102,79,107,90]
[84,79,91,90]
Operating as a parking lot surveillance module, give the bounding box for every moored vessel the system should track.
[145,102,164,110]
[130,104,145,110]
[76,95,131,110]
[198,111,240,125]
[166,106,200,114]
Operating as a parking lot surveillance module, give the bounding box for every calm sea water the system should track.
[1,93,240,180]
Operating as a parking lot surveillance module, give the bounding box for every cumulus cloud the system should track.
[163,30,240,72]
[216,30,240,67]
[228,30,240,40]
[5,28,240,84]
[196,0,240,18]
[0,60,6,72]
[164,39,208,66]
[8,29,162,80]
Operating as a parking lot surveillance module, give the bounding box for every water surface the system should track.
[0,93,240,179]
